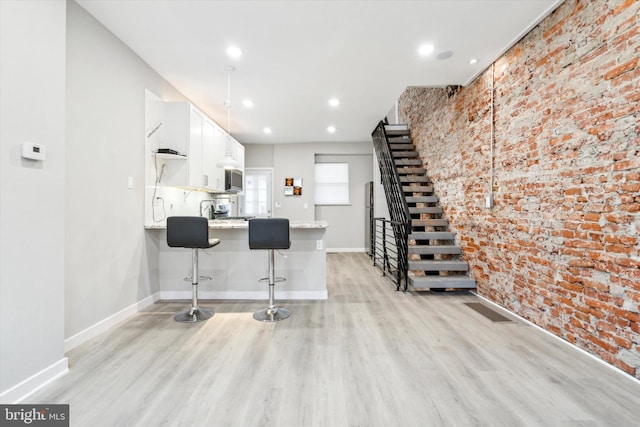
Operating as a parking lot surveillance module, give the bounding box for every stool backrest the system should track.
[249,218,290,250]
[167,216,211,248]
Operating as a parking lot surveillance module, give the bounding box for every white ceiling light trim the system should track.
[328,98,340,107]
[226,46,242,58]
[242,99,254,108]
[418,43,435,56]
[327,126,336,134]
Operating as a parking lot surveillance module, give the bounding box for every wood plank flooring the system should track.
[29,253,640,426]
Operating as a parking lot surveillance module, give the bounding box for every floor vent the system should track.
[464,302,512,322]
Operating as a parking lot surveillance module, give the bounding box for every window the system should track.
[315,163,349,205]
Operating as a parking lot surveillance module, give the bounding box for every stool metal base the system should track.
[174,307,213,323]
[253,307,291,322]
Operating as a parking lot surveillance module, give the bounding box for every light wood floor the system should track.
[30,253,639,426]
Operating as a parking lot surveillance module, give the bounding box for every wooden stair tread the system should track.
[411,218,449,227]
[409,274,476,289]
[392,151,419,158]
[408,206,443,214]
[408,260,469,271]
[395,159,423,166]
[390,143,416,150]
[408,245,462,255]
[400,176,430,182]
[406,196,438,203]
[403,185,434,193]
[410,231,455,240]
[387,136,412,143]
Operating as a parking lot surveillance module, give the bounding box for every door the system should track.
[244,169,273,217]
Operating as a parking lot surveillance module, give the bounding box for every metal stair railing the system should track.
[372,217,401,282]
[371,121,411,291]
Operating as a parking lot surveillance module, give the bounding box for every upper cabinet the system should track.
[226,137,245,171]
[160,101,243,192]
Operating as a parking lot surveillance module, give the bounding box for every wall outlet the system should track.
[316,240,323,250]
[127,176,134,189]
[485,195,494,209]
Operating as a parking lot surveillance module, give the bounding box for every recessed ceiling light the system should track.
[242,99,254,108]
[418,44,434,56]
[327,126,336,134]
[263,127,272,134]
[469,58,478,64]
[226,46,242,58]
[328,98,340,107]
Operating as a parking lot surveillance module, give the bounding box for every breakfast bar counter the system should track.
[147,219,328,300]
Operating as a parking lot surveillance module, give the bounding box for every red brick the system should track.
[580,222,602,231]
[605,235,638,246]
[621,182,640,192]
[613,0,638,15]
[620,203,640,212]
[584,213,601,222]
[614,159,640,171]
[604,58,638,80]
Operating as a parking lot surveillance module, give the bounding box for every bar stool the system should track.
[249,218,291,322]
[167,216,220,323]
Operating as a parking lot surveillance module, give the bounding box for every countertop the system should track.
[145,219,328,230]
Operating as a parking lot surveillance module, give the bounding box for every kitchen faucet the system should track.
[199,199,215,217]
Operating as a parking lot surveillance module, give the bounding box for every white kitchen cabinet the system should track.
[223,136,245,172]
[211,125,227,190]
[161,102,226,191]
[161,102,202,188]
[202,117,224,192]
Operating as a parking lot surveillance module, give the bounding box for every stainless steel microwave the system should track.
[224,169,243,193]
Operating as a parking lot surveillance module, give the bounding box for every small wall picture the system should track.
[285,177,302,196]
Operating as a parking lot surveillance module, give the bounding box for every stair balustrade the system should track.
[371,121,411,291]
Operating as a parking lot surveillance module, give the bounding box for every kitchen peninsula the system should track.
[146,219,328,300]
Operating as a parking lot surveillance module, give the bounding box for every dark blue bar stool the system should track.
[249,218,291,322]
[167,216,220,323]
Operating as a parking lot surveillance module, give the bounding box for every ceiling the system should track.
[76,0,564,145]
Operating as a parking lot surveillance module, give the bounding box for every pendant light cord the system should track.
[225,65,235,136]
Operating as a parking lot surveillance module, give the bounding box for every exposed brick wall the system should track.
[398,0,640,378]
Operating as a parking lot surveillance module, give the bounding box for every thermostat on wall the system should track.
[21,142,46,161]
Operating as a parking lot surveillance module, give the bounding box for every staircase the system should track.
[375,122,476,291]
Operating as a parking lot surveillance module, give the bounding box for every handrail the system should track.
[371,121,411,291]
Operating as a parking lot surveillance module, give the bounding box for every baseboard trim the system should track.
[471,292,640,386]
[64,292,161,352]
[327,248,365,253]
[160,290,328,301]
[0,358,68,404]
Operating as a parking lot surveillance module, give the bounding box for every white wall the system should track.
[0,0,68,402]
[244,144,274,168]
[372,150,390,220]
[64,2,185,342]
[245,142,374,249]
